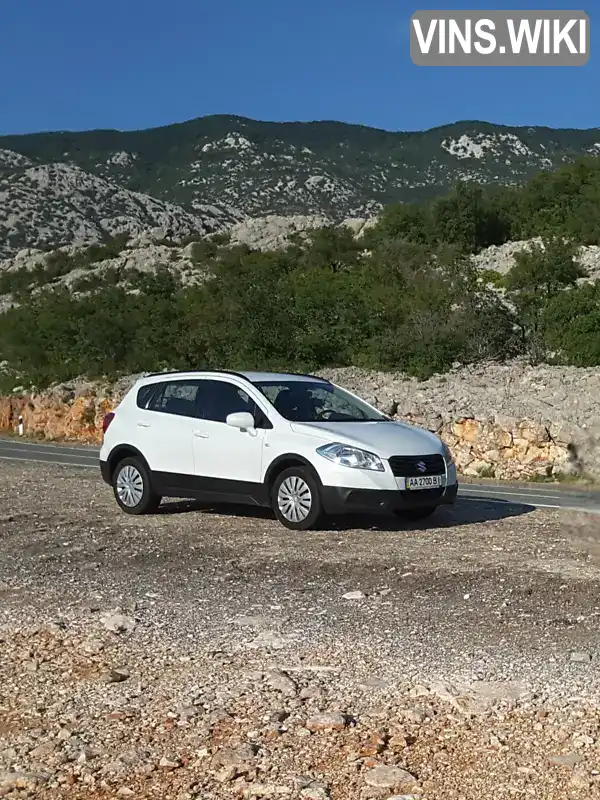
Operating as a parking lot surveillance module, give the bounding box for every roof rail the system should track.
[145,369,197,378]
[288,372,331,382]
[145,368,253,383]
[144,369,330,383]
[214,369,256,382]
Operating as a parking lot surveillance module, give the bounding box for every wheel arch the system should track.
[106,444,150,481]
[264,454,323,492]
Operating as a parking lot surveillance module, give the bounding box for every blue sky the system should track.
[0,0,596,135]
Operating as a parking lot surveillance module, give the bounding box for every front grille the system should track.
[388,454,445,478]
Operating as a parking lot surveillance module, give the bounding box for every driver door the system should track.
[192,378,268,492]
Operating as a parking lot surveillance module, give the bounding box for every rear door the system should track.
[135,380,200,479]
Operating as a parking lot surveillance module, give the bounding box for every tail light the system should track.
[102,412,115,434]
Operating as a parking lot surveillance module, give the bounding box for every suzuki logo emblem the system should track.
[416,461,427,473]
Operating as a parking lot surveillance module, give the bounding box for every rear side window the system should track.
[147,380,202,418]
[136,384,159,409]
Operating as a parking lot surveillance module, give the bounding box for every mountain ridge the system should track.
[1,114,600,257]
[4,113,600,136]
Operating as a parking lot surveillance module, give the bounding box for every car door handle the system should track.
[193,431,209,439]
[137,421,151,428]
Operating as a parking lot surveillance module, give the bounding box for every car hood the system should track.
[289,420,444,458]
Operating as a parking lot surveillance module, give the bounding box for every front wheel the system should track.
[112,457,161,515]
[395,506,438,522]
[271,467,324,531]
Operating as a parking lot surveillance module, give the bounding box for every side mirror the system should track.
[226,411,255,431]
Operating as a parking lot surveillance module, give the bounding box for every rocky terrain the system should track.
[0,214,379,308]
[472,237,600,281]
[2,215,600,315]
[0,234,206,312]
[2,460,600,799]
[0,216,374,314]
[0,154,244,258]
[227,215,377,251]
[3,360,600,481]
[4,113,600,799]
[1,116,600,256]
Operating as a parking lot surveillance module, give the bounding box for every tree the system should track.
[541,284,600,367]
[431,183,509,253]
[514,158,600,244]
[505,237,587,362]
[506,237,586,297]
[364,202,433,248]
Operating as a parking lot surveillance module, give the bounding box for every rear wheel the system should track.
[112,457,161,515]
[395,506,438,522]
[271,467,323,531]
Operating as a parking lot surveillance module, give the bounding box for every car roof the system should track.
[138,369,329,385]
[239,371,327,383]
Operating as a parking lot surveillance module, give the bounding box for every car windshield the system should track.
[253,380,387,423]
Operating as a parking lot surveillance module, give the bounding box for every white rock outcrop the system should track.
[471,238,600,282]
[228,215,333,250]
[0,161,244,258]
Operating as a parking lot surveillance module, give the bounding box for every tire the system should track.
[271,467,324,531]
[395,506,438,522]
[112,457,161,515]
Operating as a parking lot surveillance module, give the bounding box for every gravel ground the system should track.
[2,462,600,799]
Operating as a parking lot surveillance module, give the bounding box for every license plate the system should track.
[405,474,444,490]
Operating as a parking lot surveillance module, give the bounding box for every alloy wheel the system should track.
[277,475,312,523]
[116,464,144,508]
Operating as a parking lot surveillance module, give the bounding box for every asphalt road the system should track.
[2,435,600,514]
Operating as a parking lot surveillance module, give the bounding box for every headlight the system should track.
[442,442,454,465]
[316,443,385,472]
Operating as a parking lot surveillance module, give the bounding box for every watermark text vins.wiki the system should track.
[410,10,590,66]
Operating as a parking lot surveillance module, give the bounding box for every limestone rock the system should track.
[471,237,600,283]
[228,214,332,251]
[305,712,348,732]
[0,162,244,259]
[363,765,418,790]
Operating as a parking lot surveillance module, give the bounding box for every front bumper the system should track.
[320,481,458,515]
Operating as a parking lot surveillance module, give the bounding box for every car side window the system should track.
[136,384,159,409]
[202,379,266,425]
[147,380,203,418]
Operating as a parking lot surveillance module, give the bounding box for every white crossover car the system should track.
[99,370,458,530]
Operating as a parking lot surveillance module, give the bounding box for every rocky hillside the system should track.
[2,116,600,229]
[0,150,244,258]
[0,217,354,311]
[2,222,599,313]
